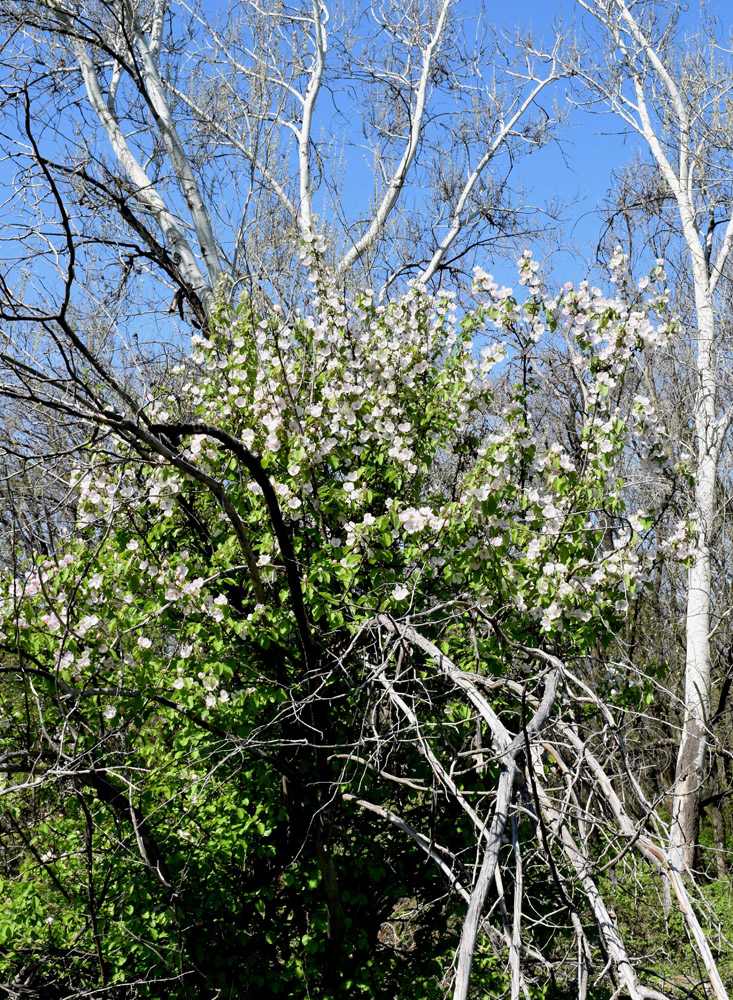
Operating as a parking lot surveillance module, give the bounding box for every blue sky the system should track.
[480,0,730,284]
[1,0,727,313]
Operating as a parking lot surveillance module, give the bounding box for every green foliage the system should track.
[0,257,687,996]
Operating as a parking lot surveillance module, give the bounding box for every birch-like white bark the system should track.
[556,723,729,1000]
[149,0,166,61]
[68,31,213,310]
[452,766,515,1000]
[533,772,671,1000]
[671,288,718,871]
[375,617,564,1000]
[60,6,221,311]
[377,617,511,750]
[509,813,525,1000]
[581,0,723,875]
[372,659,488,835]
[297,0,328,241]
[337,0,452,275]
[452,666,560,1000]
[125,0,222,288]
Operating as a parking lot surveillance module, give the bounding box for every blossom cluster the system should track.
[0,250,688,722]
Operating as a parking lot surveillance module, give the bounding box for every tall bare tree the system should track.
[575,0,733,870]
[0,0,565,336]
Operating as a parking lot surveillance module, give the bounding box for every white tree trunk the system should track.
[670,286,717,871]
[577,0,733,871]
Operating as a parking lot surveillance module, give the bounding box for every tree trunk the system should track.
[670,287,717,872]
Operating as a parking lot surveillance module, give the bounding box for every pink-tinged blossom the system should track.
[526,538,542,561]
[41,613,62,632]
[57,651,74,671]
[398,508,427,533]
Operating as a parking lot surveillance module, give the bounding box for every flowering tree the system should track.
[0,254,727,998]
